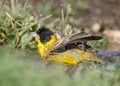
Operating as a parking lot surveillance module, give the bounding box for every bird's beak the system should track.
[30,32,39,38]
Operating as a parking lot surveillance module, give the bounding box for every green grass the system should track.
[0,0,38,49]
[0,47,120,86]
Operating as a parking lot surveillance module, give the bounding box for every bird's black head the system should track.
[36,27,53,44]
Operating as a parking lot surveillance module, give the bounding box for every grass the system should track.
[0,0,38,49]
[0,0,120,86]
[0,47,120,86]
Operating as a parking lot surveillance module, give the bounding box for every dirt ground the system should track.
[74,0,120,29]
[20,0,120,30]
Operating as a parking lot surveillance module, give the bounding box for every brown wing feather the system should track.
[69,32,102,43]
[50,32,102,51]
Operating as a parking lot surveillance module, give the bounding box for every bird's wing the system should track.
[69,32,102,43]
[50,32,102,52]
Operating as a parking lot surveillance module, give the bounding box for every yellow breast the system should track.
[35,35,57,59]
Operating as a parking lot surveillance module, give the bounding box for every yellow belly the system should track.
[47,49,102,64]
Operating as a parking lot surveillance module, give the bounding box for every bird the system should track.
[31,27,102,64]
